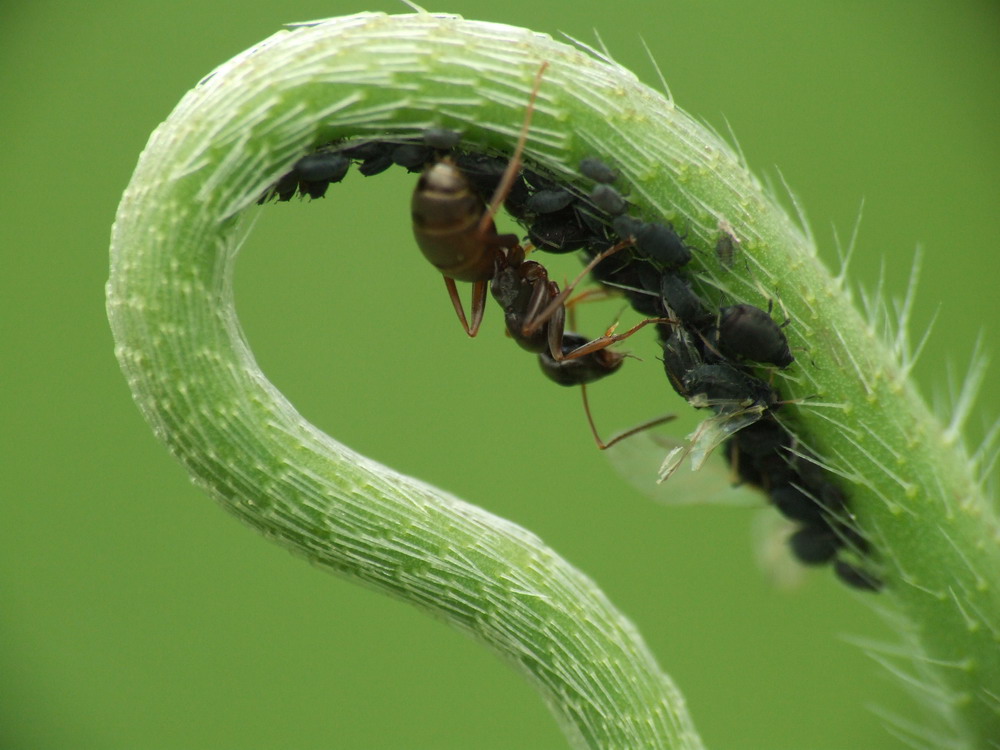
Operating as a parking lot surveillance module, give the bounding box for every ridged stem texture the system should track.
[108,12,999,750]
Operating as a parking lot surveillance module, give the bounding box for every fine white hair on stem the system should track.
[107,12,1000,749]
[832,197,865,292]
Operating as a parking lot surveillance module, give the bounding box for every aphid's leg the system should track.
[559,317,675,361]
[443,277,488,337]
[581,383,677,450]
[523,240,633,336]
[693,324,725,362]
[476,61,549,238]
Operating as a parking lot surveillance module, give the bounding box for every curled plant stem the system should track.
[108,12,999,749]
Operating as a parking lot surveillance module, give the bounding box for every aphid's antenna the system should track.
[639,35,673,103]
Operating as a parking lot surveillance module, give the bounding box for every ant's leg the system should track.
[476,61,549,237]
[468,279,488,337]
[522,240,632,336]
[444,277,484,337]
[559,316,674,361]
[580,383,677,450]
[545,295,566,360]
[565,287,614,313]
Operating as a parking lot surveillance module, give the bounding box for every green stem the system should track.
[108,11,999,749]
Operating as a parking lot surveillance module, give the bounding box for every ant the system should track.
[410,64,547,338]
[411,61,674,447]
[411,62,669,362]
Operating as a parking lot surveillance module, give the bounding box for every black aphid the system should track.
[502,174,533,220]
[574,204,612,237]
[590,184,627,215]
[258,150,352,203]
[659,274,706,324]
[392,143,432,171]
[267,171,299,202]
[452,153,531,218]
[635,222,691,269]
[770,484,827,525]
[737,445,796,492]
[521,168,559,193]
[452,152,505,195]
[789,526,843,566]
[340,141,389,160]
[528,209,592,253]
[358,152,395,176]
[682,363,776,411]
[732,416,788,458]
[579,156,618,184]
[661,327,702,396]
[612,214,643,242]
[526,189,575,215]
[294,151,351,184]
[726,440,766,489]
[717,303,793,368]
[833,560,882,592]
[587,255,663,316]
[422,127,461,150]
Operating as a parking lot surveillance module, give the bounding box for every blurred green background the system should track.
[2,1,997,748]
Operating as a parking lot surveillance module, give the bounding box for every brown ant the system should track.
[492,239,671,360]
[411,63,548,337]
[411,61,673,447]
[411,61,665,352]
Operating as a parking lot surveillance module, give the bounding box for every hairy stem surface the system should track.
[108,12,999,749]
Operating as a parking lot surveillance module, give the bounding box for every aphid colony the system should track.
[257,77,880,592]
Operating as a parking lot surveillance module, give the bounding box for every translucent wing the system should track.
[605,416,807,588]
[752,511,807,590]
[604,427,759,507]
[657,405,767,482]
